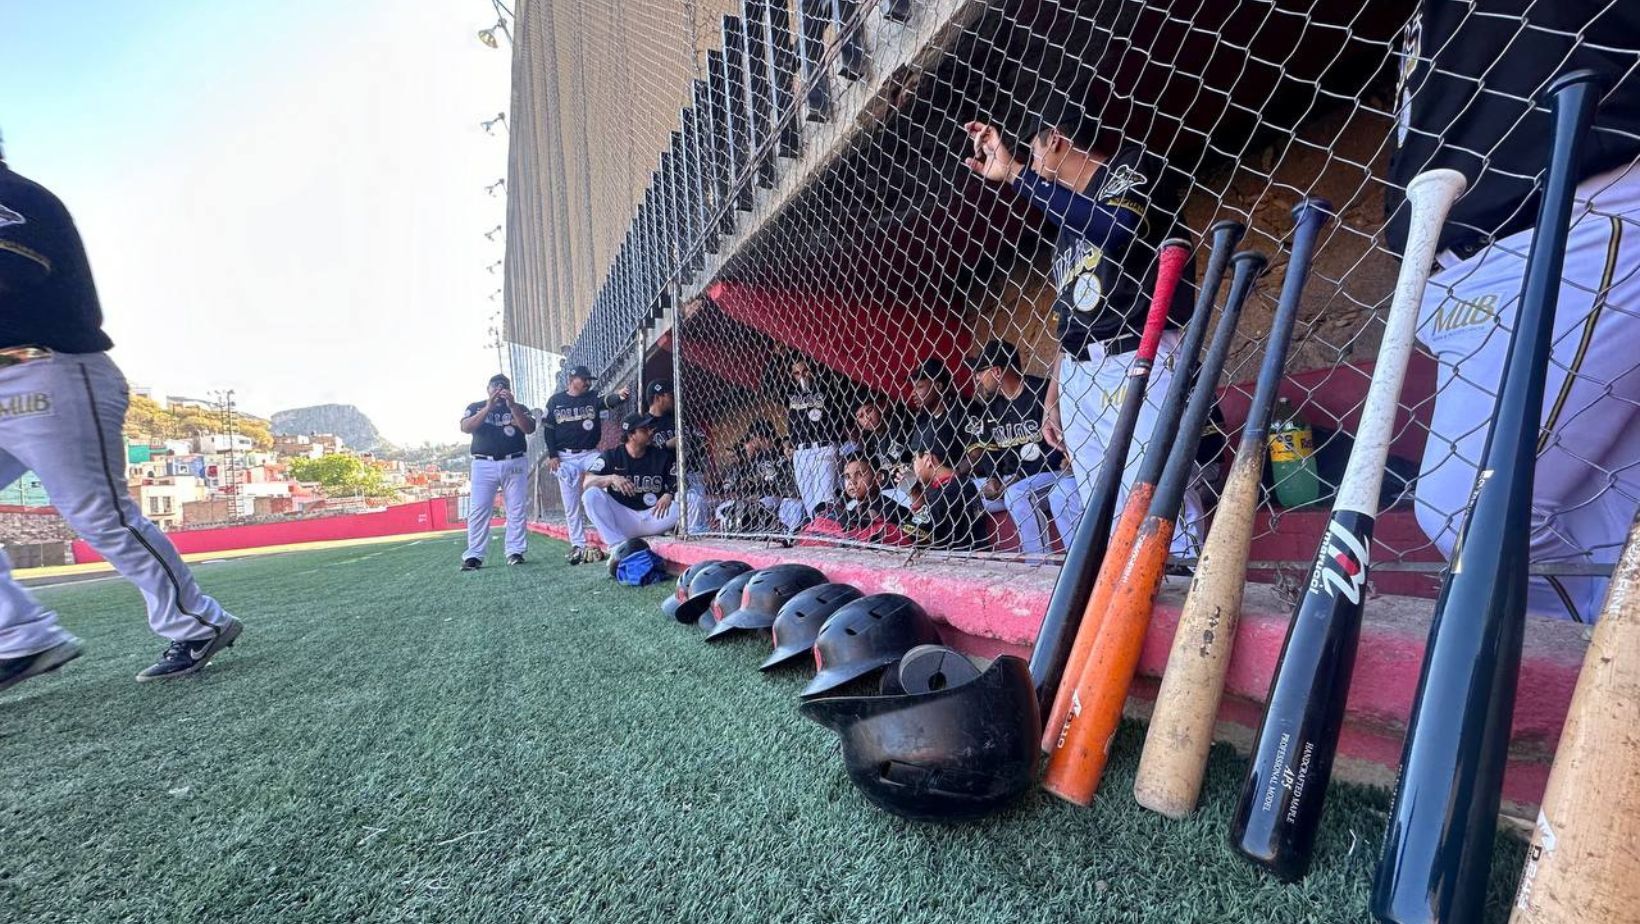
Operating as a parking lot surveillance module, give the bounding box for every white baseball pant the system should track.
[582,487,680,544]
[1004,469,1085,562]
[0,352,235,659]
[792,444,839,514]
[1414,161,1640,622]
[553,449,601,547]
[1060,331,1204,556]
[465,454,529,561]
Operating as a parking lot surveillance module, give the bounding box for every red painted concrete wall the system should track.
[72,499,462,562]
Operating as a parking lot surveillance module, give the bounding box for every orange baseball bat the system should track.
[1039,223,1246,752]
[1042,249,1266,805]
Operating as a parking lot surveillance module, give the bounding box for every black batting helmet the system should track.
[801,593,940,699]
[674,560,753,624]
[701,570,757,632]
[661,559,721,620]
[760,582,864,672]
[799,654,1041,822]
[706,563,828,641]
[606,537,651,578]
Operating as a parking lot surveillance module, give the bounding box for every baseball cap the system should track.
[621,413,659,434]
[1034,93,1101,150]
[647,380,674,397]
[908,358,952,385]
[488,373,512,387]
[966,339,1021,372]
[567,365,596,382]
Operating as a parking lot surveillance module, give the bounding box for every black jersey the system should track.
[542,389,620,456]
[1385,0,1640,256]
[786,376,843,446]
[589,445,676,512]
[974,376,1066,478]
[1016,145,1195,358]
[726,449,798,498]
[903,475,987,550]
[854,416,915,479]
[463,401,528,457]
[0,164,113,353]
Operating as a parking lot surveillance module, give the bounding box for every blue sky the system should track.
[1,0,513,445]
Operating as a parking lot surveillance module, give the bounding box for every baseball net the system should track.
[499,0,1639,620]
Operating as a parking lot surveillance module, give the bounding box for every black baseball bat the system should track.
[1370,69,1605,924]
[1226,168,1468,881]
[1029,220,1245,713]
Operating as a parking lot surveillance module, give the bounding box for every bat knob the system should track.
[1291,196,1334,222]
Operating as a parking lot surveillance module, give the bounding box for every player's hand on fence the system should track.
[654,493,674,517]
[963,122,1021,183]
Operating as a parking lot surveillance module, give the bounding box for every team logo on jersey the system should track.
[1309,517,1370,604]
[887,442,906,459]
[963,416,986,437]
[643,492,658,507]
[759,461,778,483]
[582,419,595,430]
[1429,292,1501,337]
[589,457,606,473]
[1019,442,1042,463]
[807,408,823,422]
[0,392,51,420]
[912,507,931,525]
[503,425,516,437]
[1096,164,1148,202]
[0,202,23,230]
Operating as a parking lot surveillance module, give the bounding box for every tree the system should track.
[123,395,274,450]
[288,455,396,499]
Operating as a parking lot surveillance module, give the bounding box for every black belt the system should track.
[473,452,525,461]
[1065,333,1142,360]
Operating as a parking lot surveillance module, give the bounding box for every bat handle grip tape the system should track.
[1138,239,1192,361]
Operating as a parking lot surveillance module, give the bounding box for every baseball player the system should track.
[798,453,911,546]
[843,397,916,507]
[459,373,535,570]
[541,364,629,564]
[644,380,709,534]
[0,138,242,691]
[904,418,988,550]
[968,339,1084,562]
[1390,0,1640,621]
[964,97,1204,554]
[719,422,806,532]
[785,356,843,516]
[908,357,970,437]
[580,413,679,544]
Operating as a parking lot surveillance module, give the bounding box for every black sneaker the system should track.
[507,553,525,566]
[461,557,482,571]
[135,616,243,683]
[566,547,585,566]
[0,638,84,694]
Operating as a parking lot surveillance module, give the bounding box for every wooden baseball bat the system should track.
[1028,237,1194,711]
[1039,221,1246,751]
[1372,69,1605,923]
[1509,508,1640,923]
[1042,249,1265,805]
[1131,198,1333,818]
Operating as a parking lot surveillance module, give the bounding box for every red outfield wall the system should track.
[72,499,463,563]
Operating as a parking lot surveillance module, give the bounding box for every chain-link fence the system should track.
[503,0,1639,622]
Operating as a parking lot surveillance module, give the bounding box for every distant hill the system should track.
[270,404,384,452]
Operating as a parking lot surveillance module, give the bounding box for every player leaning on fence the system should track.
[1390,0,1640,621]
[542,365,629,565]
[965,96,1203,554]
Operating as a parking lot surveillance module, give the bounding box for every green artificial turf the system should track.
[0,534,1526,923]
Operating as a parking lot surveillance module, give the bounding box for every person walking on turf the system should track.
[459,373,536,571]
[0,136,242,691]
[542,364,629,564]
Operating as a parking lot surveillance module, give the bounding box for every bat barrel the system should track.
[1371,69,1605,924]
